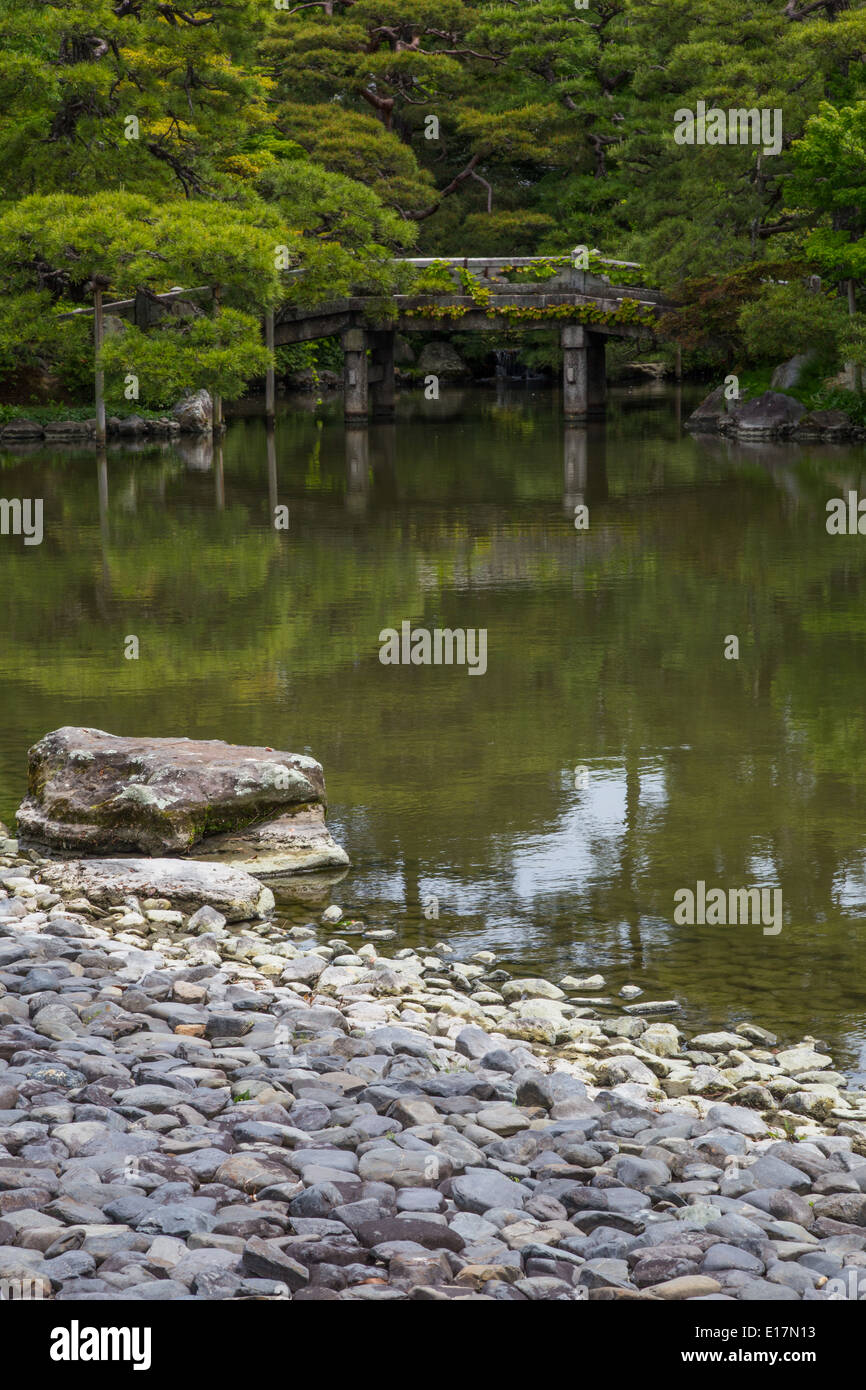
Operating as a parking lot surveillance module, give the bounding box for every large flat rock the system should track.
[193,805,349,876]
[726,390,804,437]
[38,858,275,921]
[16,727,334,858]
[686,387,807,439]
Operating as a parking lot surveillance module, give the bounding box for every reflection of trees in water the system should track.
[2,405,866,1051]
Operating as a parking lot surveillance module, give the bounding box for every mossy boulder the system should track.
[16,727,346,873]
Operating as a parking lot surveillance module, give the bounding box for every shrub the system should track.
[737,282,846,363]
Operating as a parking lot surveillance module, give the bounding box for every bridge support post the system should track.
[561,325,588,421]
[92,281,107,447]
[265,311,276,422]
[342,327,369,423]
[587,333,606,415]
[369,330,396,420]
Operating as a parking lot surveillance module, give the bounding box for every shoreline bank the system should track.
[1,842,864,1303]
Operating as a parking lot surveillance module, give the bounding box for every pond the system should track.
[2,382,866,1075]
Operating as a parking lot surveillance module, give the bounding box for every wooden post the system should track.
[93,279,108,445]
[265,310,276,421]
[674,343,682,381]
[561,325,588,421]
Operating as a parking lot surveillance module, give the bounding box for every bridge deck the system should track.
[273,298,658,344]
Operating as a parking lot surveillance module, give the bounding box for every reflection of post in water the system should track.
[96,449,111,613]
[404,861,420,926]
[564,424,608,517]
[267,424,278,521]
[563,426,587,517]
[214,442,225,511]
[369,420,398,501]
[561,425,608,519]
[622,753,643,969]
[586,422,608,505]
[345,425,369,515]
[674,381,683,431]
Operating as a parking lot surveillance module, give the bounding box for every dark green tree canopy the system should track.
[3,0,866,398]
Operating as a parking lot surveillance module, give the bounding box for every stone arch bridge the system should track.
[275,256,667,423]
[65,255,668,430]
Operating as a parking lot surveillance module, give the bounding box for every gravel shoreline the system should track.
[1,844,865,1303]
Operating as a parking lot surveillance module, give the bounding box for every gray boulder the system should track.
[684,385,732,432]
[38,858,275,921]
[43,421,94,440]
[16,727,332,858]
[172,389,213,433]
[793,410,853,440]
[451,1171,526,1213]
[416,341,469,380]
[115,416,147,437]
[0,419,44,441]
[770,353,814,391]
[728,391,804,437]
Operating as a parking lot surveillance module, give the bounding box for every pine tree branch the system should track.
[406,153,481,221]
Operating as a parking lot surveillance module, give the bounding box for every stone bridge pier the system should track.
[342,328,396,423]
[343,323,608,424]
[561,326,606,421]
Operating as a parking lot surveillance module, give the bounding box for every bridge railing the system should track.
[398,255,643,274]
[57,254,646,322]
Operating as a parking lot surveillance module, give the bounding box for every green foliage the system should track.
[4,0,866,398]
[0,0,421,405]
[405,295,656,329]
[0,194,285,306]
[275,338,343,377]
[411,262,458,295]
[0,291,74,376]
[0,193,289,403]
[0,404,96,425]
[737,283,846,363]
[99,309,272,410]
[272,103,437,215]
[0,0,273,201]
[461,212,557,257]
[838,313,866,367]
[456,268,492,308]
[661,261,816,357]
[790,102,866,228]
[256,162,416,302]
[790,102,866,303]
[806,385,866,426]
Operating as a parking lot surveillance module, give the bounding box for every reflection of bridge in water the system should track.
[92,412,614,541]
[343,415,610,525]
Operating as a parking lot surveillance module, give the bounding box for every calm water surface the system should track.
[3,383,866,1074]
